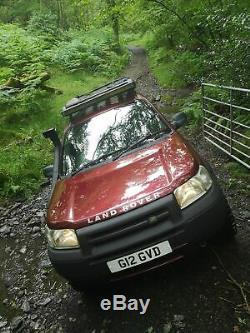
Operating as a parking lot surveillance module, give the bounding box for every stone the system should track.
[241,211,249,219]
[163,323,172,333]
[3,276,13,288]
[27,219,40,227]
[32,226,40,233]
[174,315,184,322]
[0,320,8,328]
[30,314,38,320]
[36,211,44,218]
[173,314,185,329]
[5,246,11,253]
[175,322,186,329]
[11,316,23,331]
[19,246,27,254]
[22,216,31,223]
[21,299,30,313]
[0,225,11,235]
[38,297,51,306]
[69,317,76,322]
[40,259,51,269]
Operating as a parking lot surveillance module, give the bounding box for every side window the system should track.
[63,124,88,175]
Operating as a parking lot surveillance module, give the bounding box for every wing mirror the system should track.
[43,128,61,148]
[170,112,187,130]
[43,165,53,178]
[42,128,61,188]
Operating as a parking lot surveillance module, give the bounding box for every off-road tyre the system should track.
[211,201,237,243]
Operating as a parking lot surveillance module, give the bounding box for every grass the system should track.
[0,69,108,200]
[150,61,177,88]
[124,32,152,48]
[223,162,250,192]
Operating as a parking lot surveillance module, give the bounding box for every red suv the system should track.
[43,78,236,290]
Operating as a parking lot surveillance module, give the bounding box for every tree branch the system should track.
[211,247,250,315]
[147,0,208,48]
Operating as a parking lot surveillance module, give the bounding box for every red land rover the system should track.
[43,78,236,290]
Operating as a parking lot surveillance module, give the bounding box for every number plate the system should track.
[107,240,172,273]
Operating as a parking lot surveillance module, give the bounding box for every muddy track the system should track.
[0,47,249,333]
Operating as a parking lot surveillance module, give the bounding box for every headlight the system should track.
[174,165,213,209]
[45,226,80,249]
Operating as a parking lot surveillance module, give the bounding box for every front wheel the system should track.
[212,202,237,243]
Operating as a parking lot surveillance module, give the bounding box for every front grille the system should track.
[76,194,182,261]
[89,207,169,245]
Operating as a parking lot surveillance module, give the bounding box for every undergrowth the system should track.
[0,20,128,200]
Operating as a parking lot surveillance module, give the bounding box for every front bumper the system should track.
[48,179,228,283]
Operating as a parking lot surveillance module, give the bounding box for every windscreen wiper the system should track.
[113,128,169,161]
[72,150,118,176]
[72,129,168,175]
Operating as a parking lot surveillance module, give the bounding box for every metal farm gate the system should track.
[202,83,250,169]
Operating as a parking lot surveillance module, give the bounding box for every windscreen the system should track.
[62,99,170,175]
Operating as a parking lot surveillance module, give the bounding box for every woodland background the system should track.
[0,0,249,198]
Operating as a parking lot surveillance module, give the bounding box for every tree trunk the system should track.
[106,0,121,53]
[56,0,67,29]
[112,15,120,52]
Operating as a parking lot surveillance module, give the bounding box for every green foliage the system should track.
[181,90,202,124]
[223,162,250,193]
[27,11,59,38]
[0,22,50,120]
[50,29,129,76]
[0,23,50,116]
[0,0,40,24]
[129,0,250,89]
[0,67,14,84]
[0,24,46,77]
[0,68,109,199]
[0,23,128,85]
[203,9,250,87]
[149,48,205,88]
[0,0,249,199]
[0,137,51,198]
[0,18,128,199]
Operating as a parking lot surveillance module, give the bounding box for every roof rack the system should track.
[61,77,136,119]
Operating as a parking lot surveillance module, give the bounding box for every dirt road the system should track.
[0,47,249,333]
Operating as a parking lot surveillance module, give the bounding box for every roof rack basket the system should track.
[61,77,136,119]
